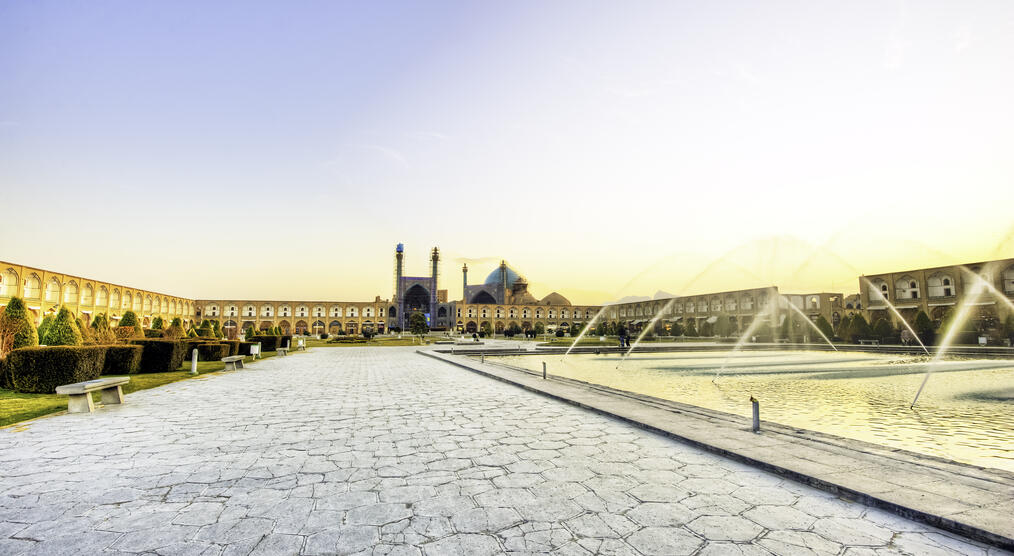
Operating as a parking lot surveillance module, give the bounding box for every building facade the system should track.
[860,257,1014,332]
[192,298,390,336]
[0,260,195,327]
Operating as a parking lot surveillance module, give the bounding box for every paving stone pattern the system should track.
[0,347,1006,555]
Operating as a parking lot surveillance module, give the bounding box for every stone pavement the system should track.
[0,347,1006,555]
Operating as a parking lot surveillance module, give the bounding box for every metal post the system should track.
[542,361,547,379]
[190,349,198,375]
[481,353,484,363]
[751,396,760,432]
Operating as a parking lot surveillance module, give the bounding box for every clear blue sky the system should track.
[2,1,1012,303]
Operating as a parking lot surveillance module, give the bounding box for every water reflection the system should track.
[493,350,1014,472]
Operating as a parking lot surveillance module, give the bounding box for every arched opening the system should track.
[24,274,41,299]
[63,281,79,304]
[465,321,477,333]
[259,321,272,331]
[45,278,60,303]
[437,306,447,318]
[278,320,291,334]
[312,320,325,334]
[0,268,17,297]
[345,322,358,335]
[389,306,397,318]
[295,320,308,334]
[470,290,497,305]
[329,320,342,334]
[402,284,430,317]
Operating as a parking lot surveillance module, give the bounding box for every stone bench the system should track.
[296,339,306,351]
[859,339,880,346]
[55,377,130,414]
[277,346,289,356]
[222,355,245,371]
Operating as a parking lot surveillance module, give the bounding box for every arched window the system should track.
[0,268,17,297]
[262,305,275,317]
[153,298,162,313]
[144,296,153,312]
[96,286,108,306]
[280,305,291,317]
[296,305,308,317]
[895,276,919,300]
[132,293,141,311]
[243,305,256,317]
[24,274,41,299]
[109,289,120,308]
[364,307,374,317]
[868,279,889,302]
[330,306,342,317]
[80,284,93,305]
[45,278,61,303]
[63,281,79,304]
[347,306,358,317]
[388,306,397,318]
[927,274,955,298]
[313,305,325,317]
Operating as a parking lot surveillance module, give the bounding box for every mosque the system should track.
[389,244,597,334]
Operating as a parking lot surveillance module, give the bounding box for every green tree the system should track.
[684,319,698,337]
[480,321,492,336]
[849,314,872,342]
[2,297,38,350]
[409,312,429,336]
[44,306,83,346]
[595,322,606,336]
[187,327,198,338]
[212,321,223,338]
[669,322,684,336]
[700,320,713,337]
[815,315,834,341]
[37,315,55,343]
[871,318,894,342]
[151,316,164,330]
[914,311,933,335]
[835,314,852,340]
[714,316,731,338]
[533,322,544,335]
[570,322,584,337]
[120,311,139,329]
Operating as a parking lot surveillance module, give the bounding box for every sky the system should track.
[1,1,1012,304]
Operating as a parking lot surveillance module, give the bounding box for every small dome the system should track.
[484,265,524,287]
[539,292,571,306]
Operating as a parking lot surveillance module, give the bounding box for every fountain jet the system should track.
[564,305,609,358]
[860,276,931,356]
[910,263,999,408]
[780,297,838,351]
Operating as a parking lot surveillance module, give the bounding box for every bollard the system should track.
[542,361,547,379]
[750,396,760,432]
[190,349,198,375]
[451,346,454,354]
[481,353,484,363]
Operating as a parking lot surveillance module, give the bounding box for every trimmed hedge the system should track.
[238,341,257,356]
[250,335,279,351]
[130,339,186,373]
[103,345,144,375]
[143,328,164,338]
[5,346,106,393]
[197,343,230,361]
[196,328,214,337]
[221,340,240,356]
[281,335,293,348]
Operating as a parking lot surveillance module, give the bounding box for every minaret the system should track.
[462,263,468,302]
[499,260,508,305]
[430,247,440,314]
[395,244,404,329]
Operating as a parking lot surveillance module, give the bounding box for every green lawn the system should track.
[0,351,276,428]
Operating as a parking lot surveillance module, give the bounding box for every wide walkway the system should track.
[0,347,1005,555]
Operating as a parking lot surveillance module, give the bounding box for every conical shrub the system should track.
[3,297,39,349]
[37,315,55,344]
[44,306,83,346]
